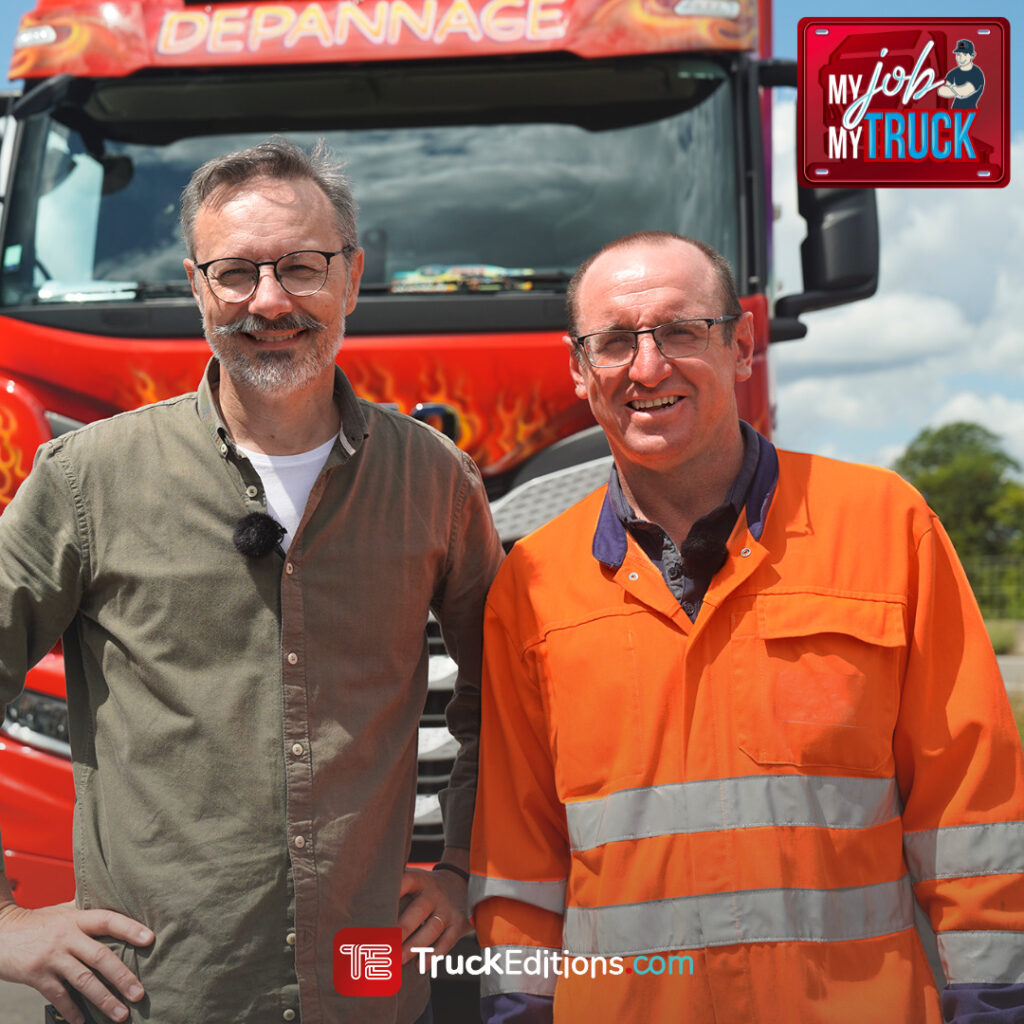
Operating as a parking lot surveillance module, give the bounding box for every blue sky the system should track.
[1,2,18,89]
[2,1,1021,469]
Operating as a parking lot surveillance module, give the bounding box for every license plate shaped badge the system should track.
[798,18,1010,187]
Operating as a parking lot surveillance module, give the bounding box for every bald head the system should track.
[566,232,742,339]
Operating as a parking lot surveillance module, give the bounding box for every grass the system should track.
[987,620,1019,655]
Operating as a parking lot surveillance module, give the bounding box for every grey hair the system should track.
[565,231,742,341]
[180,136,358,259]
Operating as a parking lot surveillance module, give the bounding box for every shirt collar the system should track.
[197,358,368,461]
[592,420,778,568]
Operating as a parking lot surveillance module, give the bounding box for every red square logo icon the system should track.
[798,18,1010,187]
[333,927,402,997]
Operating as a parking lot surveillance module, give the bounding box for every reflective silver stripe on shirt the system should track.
[937,930,1024,985]
[563,876,916,955]
[565,774,901,852]
[903,821,1024,881]
[469,874,567,915]
[479,946,560,999]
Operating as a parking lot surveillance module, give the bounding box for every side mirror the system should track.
[772,187,879,341]
[11,74,74,119]
[758,60,881,343]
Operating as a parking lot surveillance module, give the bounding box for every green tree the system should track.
[992,482,1024,558]
[892,422,1021,559]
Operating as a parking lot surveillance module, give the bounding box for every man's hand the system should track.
[398,857,471,962]
[0,900,154,1024]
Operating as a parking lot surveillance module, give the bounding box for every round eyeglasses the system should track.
[193,247,356,303]
[573,315,740,368]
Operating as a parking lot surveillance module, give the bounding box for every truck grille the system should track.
[413,617,459,862]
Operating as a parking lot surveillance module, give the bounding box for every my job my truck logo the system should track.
[798,18,1009,187]
[334,928,402,997]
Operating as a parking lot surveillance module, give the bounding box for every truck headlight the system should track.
[2,689,71,758]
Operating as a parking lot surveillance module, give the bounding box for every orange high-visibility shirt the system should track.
[471,449,1024,1023]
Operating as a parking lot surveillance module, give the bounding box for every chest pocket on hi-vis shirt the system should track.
[541,614,648,800]
[731,595,906,773]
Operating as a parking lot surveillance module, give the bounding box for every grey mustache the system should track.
[213,313,327,336]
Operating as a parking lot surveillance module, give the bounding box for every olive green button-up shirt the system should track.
[0,361,503,1023]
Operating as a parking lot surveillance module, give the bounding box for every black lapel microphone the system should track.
[233,513,286,558]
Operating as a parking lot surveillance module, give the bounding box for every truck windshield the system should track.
[0,57,738,319]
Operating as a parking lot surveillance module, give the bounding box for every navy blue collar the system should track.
[592,421,779,569]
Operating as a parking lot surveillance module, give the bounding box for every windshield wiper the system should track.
[35,280,197,303]
[128,281,197,300]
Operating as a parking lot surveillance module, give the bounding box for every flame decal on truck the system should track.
[0,407,30,509]
[343,358,593,474]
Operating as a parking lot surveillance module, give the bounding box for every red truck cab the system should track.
[0,0,877,908]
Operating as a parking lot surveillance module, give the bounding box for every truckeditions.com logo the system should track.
[410,946,695,980]
[798,18,1010,187]
[332,929,695,997]
[334,928,403,996]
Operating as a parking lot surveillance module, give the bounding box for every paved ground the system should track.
[0,979,479,1024]
[0,980,46,1023]
[1000,654,1024,695]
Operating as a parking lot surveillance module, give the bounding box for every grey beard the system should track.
[205,312,341,394]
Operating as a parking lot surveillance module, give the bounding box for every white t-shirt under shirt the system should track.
[236,436,336,551]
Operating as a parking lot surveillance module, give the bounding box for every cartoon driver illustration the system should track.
[938,38,985,110]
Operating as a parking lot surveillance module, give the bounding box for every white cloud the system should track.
[877,443,907,468]
[777,376,867,427]
[928,392,1024,469]
[772,289,968,372]
[770,96,1024,467]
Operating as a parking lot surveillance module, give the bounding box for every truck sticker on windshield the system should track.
[798,18,1009,187]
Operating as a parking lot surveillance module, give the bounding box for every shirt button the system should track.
[627,572,639,581]
[294,835,306,849]
[668,563,683,579]
[287,652,298,665]
[246,485,258,498]
[291,743,304,757]
[285,562,294,575]
[683,602,695,615]
[741,547,752,557]
[283,1011,296,1022]
[286,931,297,947]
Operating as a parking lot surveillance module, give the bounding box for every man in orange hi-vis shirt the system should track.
[469,231,1024,1024]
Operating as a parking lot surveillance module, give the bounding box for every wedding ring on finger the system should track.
[430,914,446,928]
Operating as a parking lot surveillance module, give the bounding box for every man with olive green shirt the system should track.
[0,137,502,1024]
